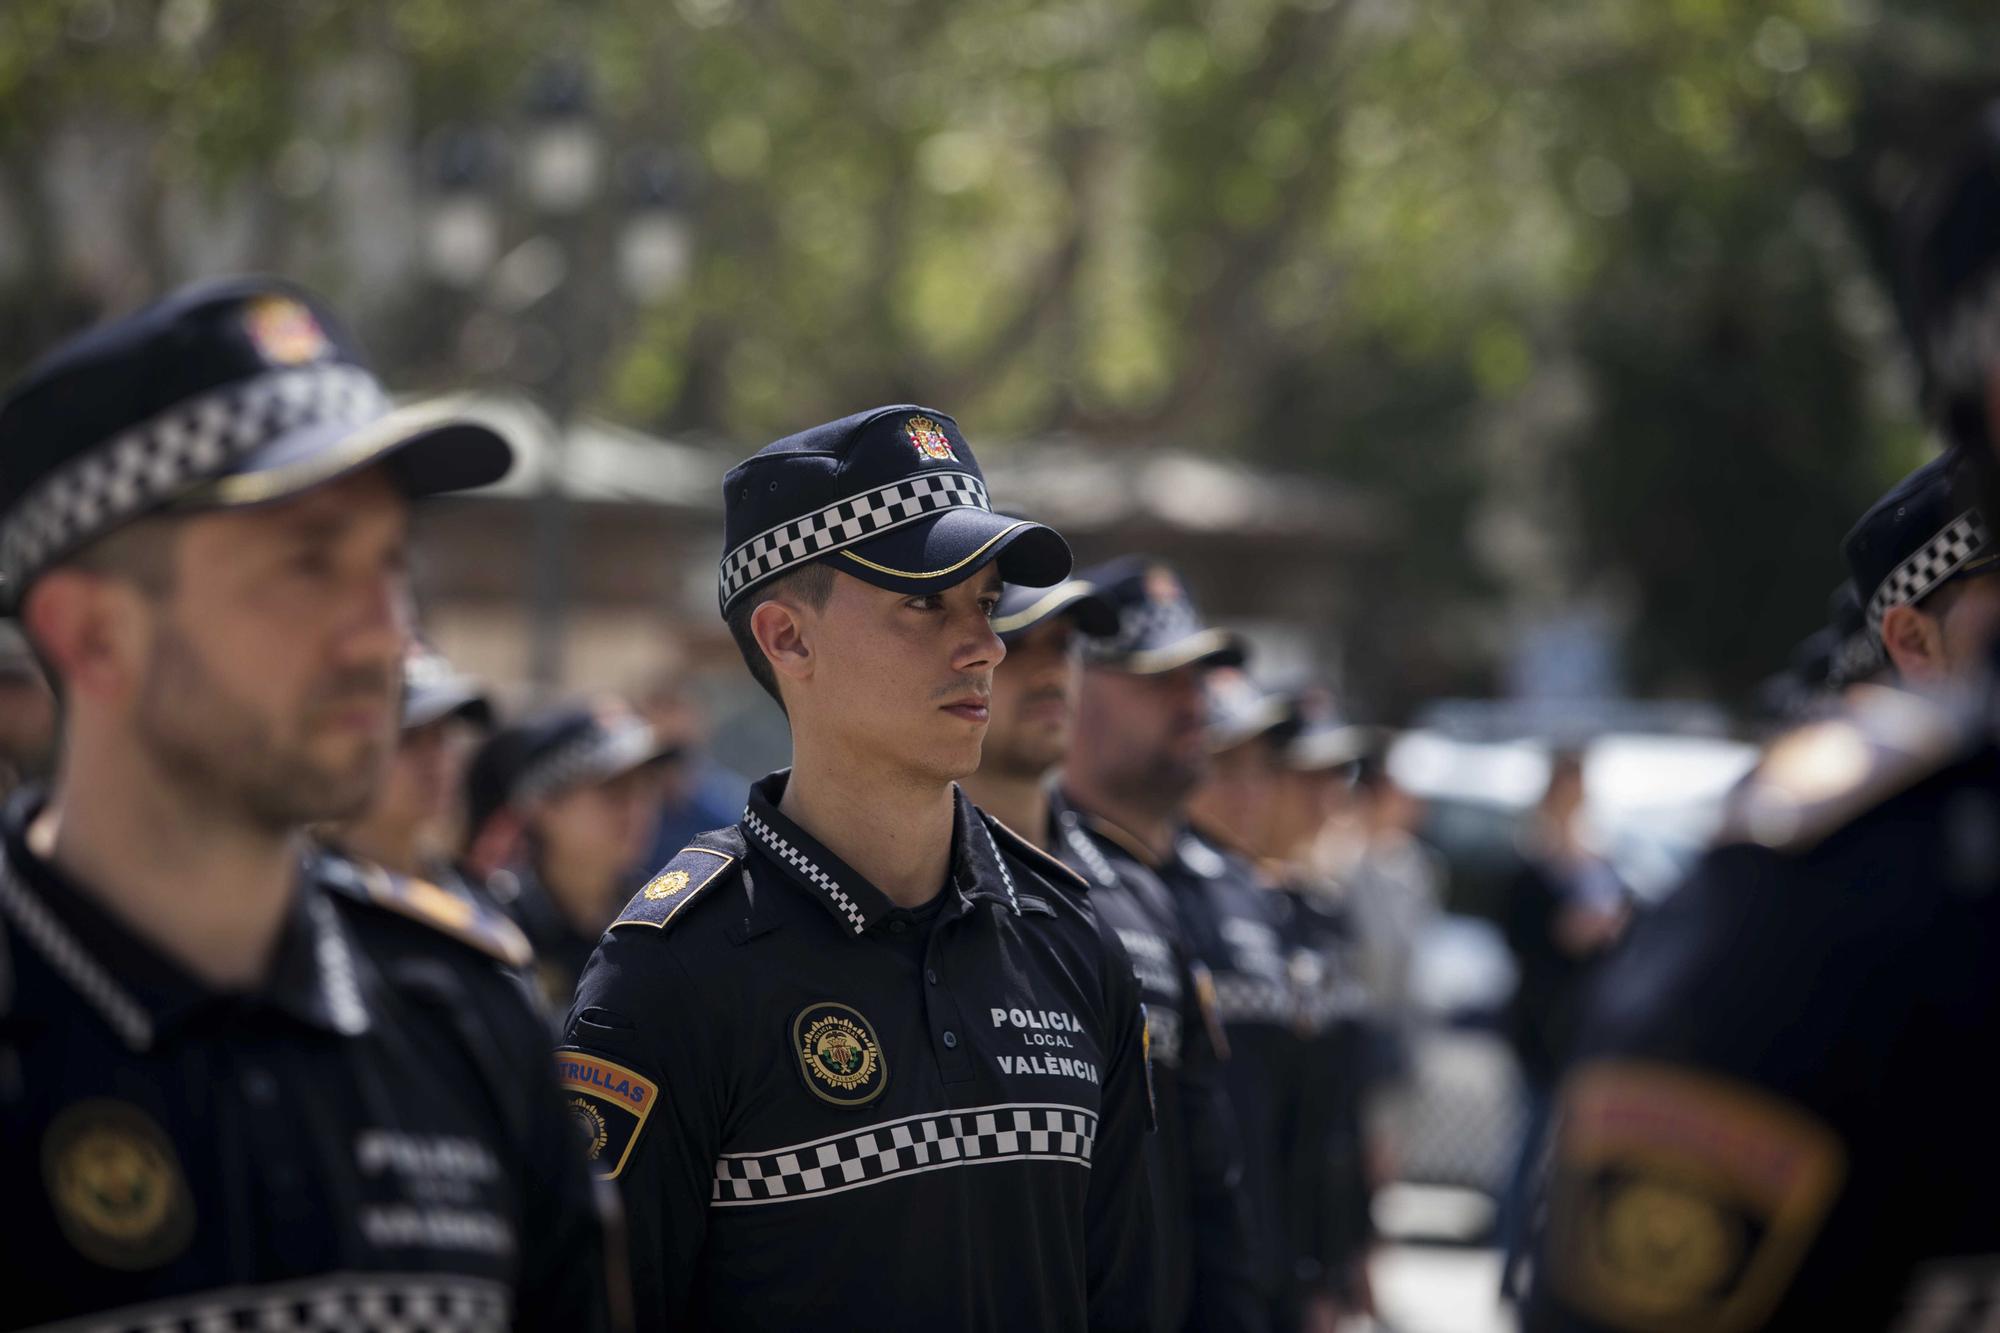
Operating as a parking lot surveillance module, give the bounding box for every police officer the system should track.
[1060,557,1340,1332]
[0,278,608,1330]
[1523,118,2000,1331]
[1843,452,2000,687]
[558,405,1155,1331]
[961,579,1263,1333]
[1189,671,1375,1327]
[324,638,494,892]
[470,700,672,1022]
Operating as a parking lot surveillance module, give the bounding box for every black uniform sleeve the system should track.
[1175,951,1264,1333]
[1085,915,1159,1333]
[560,928,729,1333]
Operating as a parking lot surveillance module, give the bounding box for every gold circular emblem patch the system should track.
[792,1002,888,1107]
[1593,1177,1741,1316]
[568,1096,610,1162]
[645,869,691,901]
[43,1100,195,1270]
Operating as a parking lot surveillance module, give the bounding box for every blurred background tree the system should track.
[2,0,1996,712]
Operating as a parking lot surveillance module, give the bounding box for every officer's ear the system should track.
[18,565,154,702]
[1879,602,1948,685]
[750,596,815,690]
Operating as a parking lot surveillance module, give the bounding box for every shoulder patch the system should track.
[555,1049,659,1180]
[1544,1060,1846,1332]
[982,811,1091,893]
[613,840,740,931]
[1720,685,1978,854]
[321,856,531,968]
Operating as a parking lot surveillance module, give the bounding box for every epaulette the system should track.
[982,811,1091,893]
[318,855,532,969]
[1719,683,1983,854]
[612,828,745,931]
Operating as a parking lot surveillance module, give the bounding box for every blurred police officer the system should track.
[962,579,1263,1333]
[470,699,672,1022]
[1189,671,1375,1327]
[558,406,1155,1331]
[1526,115,2000,1332]
[0,278,608,1330]
[325,638,494,889]
[1061,558,1341,1333]
[1844,452,2000,687]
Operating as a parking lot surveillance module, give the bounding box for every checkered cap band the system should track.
[0,363,387,592]
[743,809,869,933]
[512,717,656,805]
[1082,589,1203,664]
[718,471,990,611]
[37,1272,510,1333]
[1866,509,1991,633]
[711,1102,1096,1207]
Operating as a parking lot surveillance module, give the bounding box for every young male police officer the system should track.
[0,278,608,1330]
[1524,115,2000,1332]
[962,580,1263,1333]
[559,406,1155,1332]
[1061,558,1345,1332]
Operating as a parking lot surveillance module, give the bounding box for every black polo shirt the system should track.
[0,796,608,1332]
[560,771,1155,1332]
[1065,806,1342,1314]
[1049,795,1262,1333]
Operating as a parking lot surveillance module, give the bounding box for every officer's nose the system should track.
[954,608,1006,674]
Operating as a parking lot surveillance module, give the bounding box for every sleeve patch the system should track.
[613,846,736,931]
[1545,1060,1846,1332]
[555,1050,660,1181]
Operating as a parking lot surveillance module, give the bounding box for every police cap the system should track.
[1841,453,1996,637]
[990,579,1117,643]
[467,700,674,835]
[401,640,494,732]
[0,275,512,606]
[1078,555,1247,674]
[717,405,1070,615]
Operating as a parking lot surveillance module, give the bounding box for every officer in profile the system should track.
[0,278,608,1329]
[325,637,493,890]
[1842,452,2000,687]
[559,405,1155,1331]
[1525,114,2000,1332]
[962,578,1264,1333]
[1061,557,1345,1332]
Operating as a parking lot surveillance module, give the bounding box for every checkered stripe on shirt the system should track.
[34,1272,510,1333]
[1867,509,1991,633]
[743,809,868,933]
[1209,973,1296,1027]
[717,471,990,610]
[0,364,387,592]
[712,1103,1096,1207]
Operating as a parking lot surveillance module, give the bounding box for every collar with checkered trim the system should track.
[0,794,372,1050]
[739,771,1021,936]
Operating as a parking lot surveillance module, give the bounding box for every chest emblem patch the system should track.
[793,1002,888,1107]
[42,1099,195,1270]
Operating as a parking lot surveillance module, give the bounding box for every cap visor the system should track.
[403,681,494,732]
[1100,627,1248,675]
[175,396,514,510]
[834,508,1071,597]
[993,582,1119,639]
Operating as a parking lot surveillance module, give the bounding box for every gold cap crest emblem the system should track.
[904,416,957,462]
[242,295,330,366]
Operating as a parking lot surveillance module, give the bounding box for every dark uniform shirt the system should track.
[1050,795,1262,1333]
[0,796,608,1333]
[485,864,602,1030]
[1067,808,1344,1317]
[559,771,1155,1332]
[1527,688,2000,1333]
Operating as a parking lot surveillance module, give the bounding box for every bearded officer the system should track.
[0,278,608,1331]
[962,579,1262,1333]
[558,406,1155,1332]
[1524,115,2000,1332]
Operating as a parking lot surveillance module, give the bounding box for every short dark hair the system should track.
[726,562,837,709]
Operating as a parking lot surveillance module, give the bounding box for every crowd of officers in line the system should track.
[8,101,2000,1333]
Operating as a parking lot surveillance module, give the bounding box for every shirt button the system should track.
[941,1030,958,1049]
[925,968,939,986]
[888,920,908,935]
[242,1068,278,1106]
